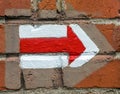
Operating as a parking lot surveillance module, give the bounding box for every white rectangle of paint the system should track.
[19,24,67,38]
[20,54,68,69]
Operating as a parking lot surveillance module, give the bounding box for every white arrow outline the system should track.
[69,24,99,67]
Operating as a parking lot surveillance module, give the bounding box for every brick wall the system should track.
[0,0,120,91]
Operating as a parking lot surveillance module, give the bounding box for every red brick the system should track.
[0,60,5,90]
[0,0,5,16]
[0,25,5,53]
[96,24,120,51]
[79,23,114,53]
[63,55,114,87]
[113,26,120,51]
[38,0,57,19]
[75,60,120,88]
[65,0,120,18]
[39,0,56,10]
[5,0,31,16]
[6,0,31,9]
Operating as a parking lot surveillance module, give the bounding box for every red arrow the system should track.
[20,26,86,64]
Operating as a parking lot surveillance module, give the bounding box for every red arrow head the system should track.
[67,26,86,65]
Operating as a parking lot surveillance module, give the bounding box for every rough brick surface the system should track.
[113,26,120,51]
[5,25,19,53]
[65,0,120,18]
[96,24,120,51]
[75,60,120,88]
[0,0,5,16]
[0,59,5,90]
[5,57,21,89]
[39,10,57,19]
[6,0,31,9]
[0,25,5,53]
[5,0,31,16]
[79,23,114,53]
[38,0,57,19]
[23,69,63,89]
[39,0,56,10]
[63,55,114,87]
[0,0,31,16]
[5,9,31,17]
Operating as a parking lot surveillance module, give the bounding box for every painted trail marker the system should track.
[19,24,99,69]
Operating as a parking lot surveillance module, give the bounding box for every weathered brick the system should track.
[5,0,31,16]
[39,0,56,10]
[113,26,120,51]
[5,57,21,89]
[5,9,31,17]
[79,23,114,53]
[5,25,19,53]
[0,59,5,90]
[6,0,30,9]
[65,0,120,18]
[75,60,120,88]
[96,24,120,51]
[23,69,63,89]
[39,10,57,19]
[63,55,114,87]
[38,0,57,19]
[0,25,5,53]
[0,0,5,16]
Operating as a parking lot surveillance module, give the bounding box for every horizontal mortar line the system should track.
[0,16,5,18]
[3,15,120,19]
[1,15,120,20]
[0,88,119,93]
[3,16,120,20]
[4,18,120,25]
[0,53,19,56]
[5,16,31,20]
[90,18,120,25]
[0,53,120,60]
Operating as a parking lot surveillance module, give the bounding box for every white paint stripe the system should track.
[19,25,67,38]
[20,54,97,69]
[69,24,99,67]
[20,54,68,69]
